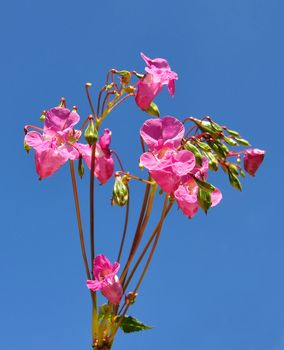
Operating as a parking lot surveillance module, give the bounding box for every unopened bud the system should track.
[228,163,239,175]
[197,188,212,214]
[204,152,219,171]
[124,86,136,94]
[24,140,31,153]
[196,140,211,152]
[224,128,240,137]
[184,142,202,164]
[59,97,66,108]
[125,292,138,305]
[84,118,98,146]
[78,156,84,179]
[228,172,242,191]
[144,102,160,117]
[40,110,46,121]
[112,176,129,207]
[223,136,238,146]
[195,178,215,193]
[234,137,250,146]
[193,119,220,136]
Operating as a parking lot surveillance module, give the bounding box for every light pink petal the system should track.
[44,107,80,133]
[112,262,121,275]
[35,146,68,179]
[101,275,123,305]
[211,188,222,207]
[99,129,112,150]
[174,185,199,219]
[140,116,184,151]
[167,79,176,96]
[171,150,196,176]
[86,279,104,292]
[244,148,265,176]
[58,144,80,161]
[25,131,44,150]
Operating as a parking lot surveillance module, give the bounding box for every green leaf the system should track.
[118,316,153,333]
[144,102,160,117]
[195,178,216,193]
[197,188,212,214]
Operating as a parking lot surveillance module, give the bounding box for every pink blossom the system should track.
[78,129,114,184]
[25,107,81,179]
[86,255,123,305]
[140,116,184,151]
[135,53,178,110]
[244,148,265,176]
[174,177,222,219]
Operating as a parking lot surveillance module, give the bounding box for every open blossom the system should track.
[86,255,123,305]
[140,116,222,218]
[244,148,265,176]
[135,53,178,110]
[25,107,81,179]
[78,129,114,184]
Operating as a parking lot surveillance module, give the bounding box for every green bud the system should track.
[225,128,240,137]
[184,142,203,164]
[193,119,220,136]
[116,70,130,76]
[78,157,84,179]
[197,188,212,214]
[84,119,98,146]
[112,176,129,207]
[210,142,227,159]
[228,163,239,175]
[209,120,222,132]
[239,169,245,178]
[196,140,211,152]
[40,114,45,122]
[144,102,160,117]
[228,172,242,191]
[195,178,215,193]
[99,304,112,320]
[223,135,238,146]
[24,140,31,154]
[204,152,219,171]
[234,137,251,146]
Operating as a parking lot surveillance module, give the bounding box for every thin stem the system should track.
[117,171,155,185]
[85,84,97,119]
[89,143,97,275]
[117,186,130,263]
[69,161,91,280]
[123,201,173,292]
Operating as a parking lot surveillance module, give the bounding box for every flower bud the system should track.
[196,140,211,152]
[184,142,202,164]
[144,102,160,117]
[244,148,265,176]
[225,128,240,137]
[112,176,129,207]
[125,292,138,305]
[223,136,238,146]
[234,137,250,146]
[124,86,136,94]
[192,119,220,136]
[40,110,46,121]
[228,163,239,175]
[84,118,98,146]
[204,152,219,171]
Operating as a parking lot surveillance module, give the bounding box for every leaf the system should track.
[118,316,153,333]
[144,102,160,117]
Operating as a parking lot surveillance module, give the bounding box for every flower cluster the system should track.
[140,116,222,218]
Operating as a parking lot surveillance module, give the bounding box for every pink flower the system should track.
[174,179,222,219]
[244,148,265,176]
[25,107,81,179]
[135,53,178,110]
[78,129,114,184]
[140,116,184,151]
[86,255,123,305]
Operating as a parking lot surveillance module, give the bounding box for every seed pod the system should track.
[195,178,215,193]
[203,152,219,171]
[225,128,240,137]
[197,187,212,214]
[24,140,31,154]
[228,172,242,191]
[234,137,250,146]
[184,142,203,164]
[112,176,129,207]
[78,156,84,179]
[196,140,211,152]
[228,163,239,175]
[223,135,238,146]
[144,102,160,117]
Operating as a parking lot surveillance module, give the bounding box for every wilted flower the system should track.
[244,148,265,176]
[86,254,123,305]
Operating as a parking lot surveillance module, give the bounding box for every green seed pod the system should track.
[144,102,160,117]
[223,136,238,146]
[78,157,84,179]
[196,140,211,152]
[204,152,219,171]
[195,178,215,193]
[225,128,240,137]
[210,142,227,159]
[197,187,212,214]
[84,119,98,146]
[24,139,31,154]
[184,142,203,164]
[228,172,242,191]
[209,120,222,133]
[112,176,129,207]
[228,163,239,175]
[234,137,251,146]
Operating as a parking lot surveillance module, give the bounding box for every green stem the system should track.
[117,186,130,263]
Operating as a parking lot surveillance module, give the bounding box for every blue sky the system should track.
[1,0,283,349]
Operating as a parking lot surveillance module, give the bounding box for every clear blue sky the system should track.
[1,0,283,349]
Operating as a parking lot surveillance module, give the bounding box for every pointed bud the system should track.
[228,163,239,175]
[84,118,98,146]
[196,140,211,152]
[234,137,250,146]
[225,128,240,137]
[124,86,136,94]
[195,178,215,193]
[59,97,66,108]
[197,188,212,214]
[24,140,31,154]
[40,110,46,121]
[204,152,219,171]
[125,292,138,305]
[78,156,84,179]
[223,136,238,146]
[228,172,242,191]
[192,119,220,136]
[112,176,129,207]
[144,102,160,117]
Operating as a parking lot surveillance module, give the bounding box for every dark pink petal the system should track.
[99,129,112,151]
[94,151,114,184]
[141,52,171,70]
[167,79,176,96]
[244,148,265,176]
[44,107,80,133]
[151,169,181,193]
[135,74,162,110]
[174,184,199,219]
[140,116,184,151]
[93,254,114,280]
[101,275,123,305]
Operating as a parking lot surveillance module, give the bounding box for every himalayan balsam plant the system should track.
[24,53,265,350]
